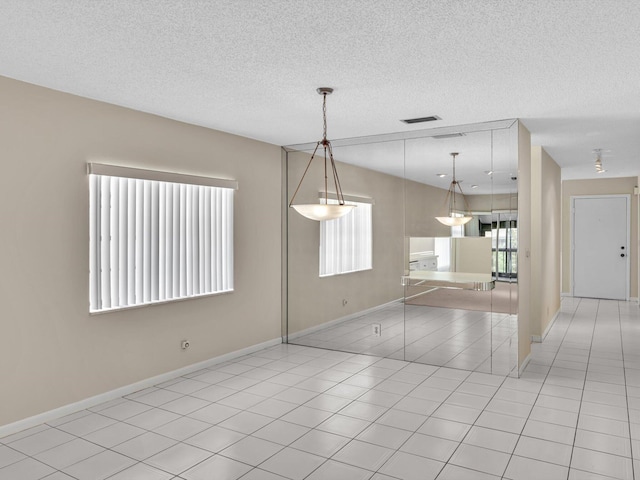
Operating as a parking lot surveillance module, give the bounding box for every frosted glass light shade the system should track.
[435,215,473,227]
[291,204,355,221]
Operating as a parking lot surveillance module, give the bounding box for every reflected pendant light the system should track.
[435,152,473,227]
[289,88,355,221]
[593,148,606,173]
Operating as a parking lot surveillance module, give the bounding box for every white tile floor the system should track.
[1,297,639,479]
[290,301,518,375]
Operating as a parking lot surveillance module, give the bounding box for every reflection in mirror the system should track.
[407,236,493,287]
[285,144,405,360]
[404,234,516,372]
[285,120,519,376]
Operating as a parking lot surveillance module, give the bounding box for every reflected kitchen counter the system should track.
[403,270,495,291]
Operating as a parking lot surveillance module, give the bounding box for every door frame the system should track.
[570,194,630,300]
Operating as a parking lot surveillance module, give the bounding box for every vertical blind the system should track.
[319,199,373,277]
[89,167,235,312]
[451,213,465,238]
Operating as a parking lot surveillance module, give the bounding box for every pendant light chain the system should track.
[452,153,456,181]
[452,152,471,215]
[288,141,320,207]
[288,88,348,210]
[323,92,328,205]
[451,153,458,213]
[322,92,346,206]
[322,92,328,142]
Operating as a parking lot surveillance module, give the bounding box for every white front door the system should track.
[572,195,629,300]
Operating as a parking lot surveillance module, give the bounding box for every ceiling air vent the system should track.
[401,115,441,124]
[432,133,466,140]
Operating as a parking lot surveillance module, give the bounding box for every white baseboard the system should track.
[0,337,282,439]
[531,308,560,343]
[286,298,403,342]
[518,353,532,377]
[561,293,638,303]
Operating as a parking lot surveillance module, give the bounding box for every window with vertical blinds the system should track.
[88,164,236,312]
[319,197,373,277]
[451,213,465,238]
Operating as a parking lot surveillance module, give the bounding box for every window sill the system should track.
[89,289,234,315]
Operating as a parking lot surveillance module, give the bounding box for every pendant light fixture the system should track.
[289,88,355,221]
[593,148,606,173]
[435,152,473,227]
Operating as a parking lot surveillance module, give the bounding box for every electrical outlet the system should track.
[181,340,190,350]
[372,324,381,336]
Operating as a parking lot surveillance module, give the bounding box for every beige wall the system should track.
[562,177,639,298]
[517,122,532,365]
[0,76,282,426]
[467,193,518,212]
[404,180,456,238]
[453,237,492,274]
[410,237,436,254]
[530,146,561,338]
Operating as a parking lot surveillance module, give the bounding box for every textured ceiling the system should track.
[1,0,639,182]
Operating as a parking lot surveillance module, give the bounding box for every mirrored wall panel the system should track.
[285,120,519,376]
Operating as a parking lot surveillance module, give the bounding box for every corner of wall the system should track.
[517,121,532,366]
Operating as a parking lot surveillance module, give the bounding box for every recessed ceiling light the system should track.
[401,115,441,124]
[484,170,493,175]
[471,185,479,189]
[436,173,447,178]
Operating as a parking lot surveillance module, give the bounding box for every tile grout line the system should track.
[617,300,636,480]
[502,297,583,480]
[433,371,511,479]
[226,349,437,480]
[565,298,600,480]
[405,309,500,369]
[152,347,373,479]
[320,361,509,478]
[270,353,454,480]
[318,361,447,478]
[373,366,511,478]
